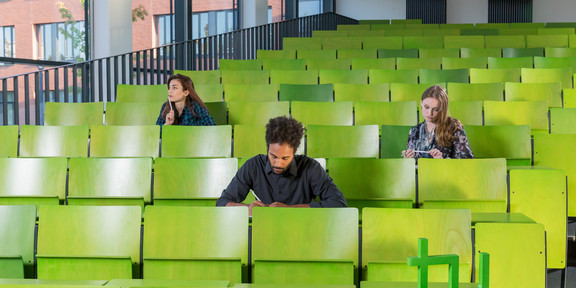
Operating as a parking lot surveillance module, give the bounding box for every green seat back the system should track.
[173,70,221,85]
[418,48,459,58]
[484,35,526,48]
[511,22,545,29]
[466,125,531,165]
[377,49,418,58]
[418,158,507,212]
[67,158,152,206]
[306,125,379,158]
[297,49,337,60]
[257,49,297,59]
[283,38,322,50]
[469,68,521,83]
[477,23,509,29]
[153,158,237,206]
[419,69,469,83]
[502,47,544,57]
[319,70,368,84]
[143,206,248,284]
[545,47,576,57]
[262,59,307,70]
[484,100,549,133]
[369,69,419,84]
[510,168,566,269]
[291,101,353,126]
[321,37,362,50]
[90,125,160,158]
[565,88,576,107]
[533,56,576,71]
[427,29,460,36]
[546,22,576,28]
[19,125,89,157]
[205,101,228,125]
[362,208,472,282]
[355,101,417,126]
[460,48,502,58]
[233,125,266,158]
[380,125,412,158]
[0,205,37,278]
[447,82,504,102]
[219,59,262,70]
[221,70,270,85]
[195,84,224,102]
[521,67,573,89]
[306,59,351,70]
[224,84,279,102]
[37,206,142,280]
[337,49,377,59]
[116,84,167,103]
[334,83,390,102]
[403,36,443,49]
[444,35,485,48]
[251,208,358,285]
[161,125,232,158]
[279,84,334,102]
[363,36,403,50]
[105,279,230,288]
[474,223,546,288]
[526,34,568,48]
[0,158,67,203]
[487,56,534,69]
[270,70,319,85]
[0,126,18,157]
[441,57,487,69]
[448,101,483,125]
[391,83,444,103]
[396,57,442,70]
[499,28,537,35]
[440,23,475,29]
[550,107,576,133]
[44,102,104,126]
[350,58,395,70]
[105,102,161,125]
[505,82,563,107]
[228,101,289,125]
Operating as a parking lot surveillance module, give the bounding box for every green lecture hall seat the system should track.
[44,102,104,126]
[90,125,160,158]
[105,278,230,287]
[565,88,576,107]
[205,101,228,125]
[418,48,459,58]
[251,208,358,285]
[334,83,390,102]
[321,36,362,50]
[368,69,419,84]
[153,158,238,206]
[262,59,307,70]
[363,37,403,50]
[460,47,502,58]
[390,83,443,104]
[487,56,534,69]
[465,125,532,166]
[143,206,248,285]
[313,30,349,37]
[36,205,142,280]
[403,36,444,49]
[227,101,289,126]
[290,101,353,126]
[520,67,573,89]
[232,125,267,159]
[283,37,323,50]
[105,102,161,125]
[329,159,416,211]
[224,84,279,102]
[396,57,442,70]
[504,82,563,107]
[354,101,417,126]
[19,125,89,158]
[0,125,19,157]
[447,82,504,102]
[173,69,222,85]
[443,35,485,49]
[469,68,521,83]
[539,27,576,35]
[484,100,549,134]
[545,47,576,57]
[448,101,483,125]
[533,56,576,71]
[319,69,368,84]
[350,58,396,70]
[306,125,379,158]
[0,158,67,206]
[161,125,232,158]
[270,70,319,85]
[502,47,544,57]
[377,49,418,58]
[386,30,423,37]
[380,125,413,158]
[418,158,508,212]
[0,205,36,278]
[257,49,297,59]
[115,84,168,103]
[67,157,152,207]
[297,49,337,60]
[550,107,576,133]
[441,57,487,69]
[526,34,569,48]
[306,59,351,70]
[499,28,538,35]
[484,35,527,48]
[361,208,472,282]
[219,59,263,70]
[279,84,334,102]
[337,49,377,59]
[221,70,270,85]
[195,83,225,102]
[476,23,509,29]
[419,69,469,83]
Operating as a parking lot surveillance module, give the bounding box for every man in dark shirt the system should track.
[216,116,347,215]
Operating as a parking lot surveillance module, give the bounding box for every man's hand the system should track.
[249,200,268,216]
[269,202,289,207]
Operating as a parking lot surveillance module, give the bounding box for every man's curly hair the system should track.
[265,116,304,152]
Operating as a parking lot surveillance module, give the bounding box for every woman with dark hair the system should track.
[402,85,474,159]
[156,74,215,126]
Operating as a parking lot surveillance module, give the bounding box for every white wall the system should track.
[91,0,133,58]
[533,0,576,23]
[446,0,488,24]
[336,0,405,21]
[242,0,269,28]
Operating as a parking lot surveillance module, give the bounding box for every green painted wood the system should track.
[283,38,322,50]
[396,58,442,70]
[355,101,417,126]
[447,83,503,102]
[363,37,403,50]
[505,82,562,107]
[502,47,543,57]
[161,125,232,158]
[448,101,482,125]
[338,49,378,59]
[19,125,89,157]
[257,49,297,60]
[441,57,487,69]
[521,67,573,89]
[498,28,537,35]
[550,108,576,133]
[419,48,459,59]
[484,35,526,48]
[44,102,104,126]
[233,125,267,158]
[360,282,479,288]
[487,57,533,69]
[0,285,107,288]
[105,102,161,125]
[321,37,362,50]
[0,205,36,278]
[377,49,418,58]
[526,34,569,48]
[270,70,319,85]
[0,279,106,285]
[204,101,228,125]
[297,49,337,60]
[407,239,459,288]
[564,88,576,107]
[228,101,289,126]
[307,125,379,158]
[195,84,224,102]
[291,101,353,126]
[419,69,469,84]
[470,212,535,227]
[534,56,576,71]
[469,68,520,83]
[0,125,19,157]
[545,47,576,57]
[334,84,390,102]
[219,59,263,71]
[173,70,221,85]
[221,70,270,85]
[350,58,395,70]
[319,70,368,84]
[465,125,531,164]
[391,83,446,103]
[116,84,168,102]
[0,158,67,202]
[403,36,444,49]
[484,101,549,133]
[262,59,306,70]
[37,257,132,280]
[380,125,413,159]
[369,69,419,84]
[460,48,501,58]
[306,59,351,70]
[105,279,229,287]
[444,36,485,49]
[236,284,355,288]
[253,260,354,285]
[89,125,160,158]
[279,84,334,102]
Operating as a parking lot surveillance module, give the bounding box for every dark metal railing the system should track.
[0,12,357,125]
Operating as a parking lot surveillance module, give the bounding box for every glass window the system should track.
[155,14,174,46]
[0,26,15,58]
[36,21,85,61]
[0,91,15,125]
[268,0,284,23]
[299,0,321,17]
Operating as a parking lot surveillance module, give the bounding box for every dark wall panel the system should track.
[489,0,533,23]
[406,0,447,24]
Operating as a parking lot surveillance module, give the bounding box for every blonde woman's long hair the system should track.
[422,85,461,148]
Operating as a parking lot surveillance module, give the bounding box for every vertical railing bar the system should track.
[25,75,30,125]
[98,60,103,102]
[136,52,141,85]
[72,65,78,103]
[34,72,42,125]
[64,67,70,102]
[54,68,60,102]
[106,57,112,102]
[2,79,8,125]
[13,77,19,125]
[143,50,149,85]
[114,56,119,101]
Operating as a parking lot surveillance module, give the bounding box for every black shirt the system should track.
[216,154,347,207]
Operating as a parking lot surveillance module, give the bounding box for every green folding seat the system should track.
[380,125,413,158]
[0,205,36,278]
[173,70,221,85]
[116,84,168,102]
[440,23,475,30]
[362,36,403,50]
[153,158,238,206]
[444,36,485,48]
[426,29,460,36]
[338,24,370,30]
[392,19,421,24]
[262,59,307,70]
[195,84,224,102]
[291,101,353,126]
[419,69,469,83]
[307,125,379,158]
[337,49,377,59]
[350,30,387,37]
[565,88,576,107]
[484,101,549,134]
[224,84,279,102]
[19,125,89,157]
[403,36,443,49]
[405,24,439,30]
[521,67,573,89]
[545,47,576,57]
[369,69,419,84]
[547,22,576,28]
[44,102,104,126]
[251,208,358,285]
[161,125,232,158]
[502,47,544,57]
[279,84,333,102]
[460,47,502,58]
[219,59,262,70]
[570,34,576,47]
[228,101,289,126]
[313,30,349,37]
[372,24,404,30]
[105,102,161,125]
[484,35,526,48]
[474,223,546,288]
[0,158,67,205]
[362,208,472,282]
[233,125,268,158]
[448,101,483,125]
[319,69,368,84]
[360,20,391,25]
[441,57,487,69]
[90,125,160,158]
[476,23,509,29]
[469,68,521,83]
[67,157,152,207]
[377,49,418,58]
[505,82,563,107]
[205,101,228,125]
[0,279,107,286]
[386,30,423,37]
[509,168,566,269]
[511,22,545,29]
[418,158,507,212]
[460,28,498,36]
[499,28,538,35]
[306,59,351,70]
[105,279,229,288]
[550,108,576,133]
[465,125,531,166]
[270,70,319,85]
[334,84,389,102]
[257,49,297,59]
[541,28,576,34]
[297,49,337,60]
[396,58,441,70]
[447,82,504,102]
[0,126,18,157]
[221,70,270,85]
[487,56,533,69]
[533,56,576,71]
[321,37,362,50]
[526,34,569,48]
[390,83,443,103]
[354,101,417,126]
[418,48,459,58]
[37,206,142,280]
[350,58,395,70]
